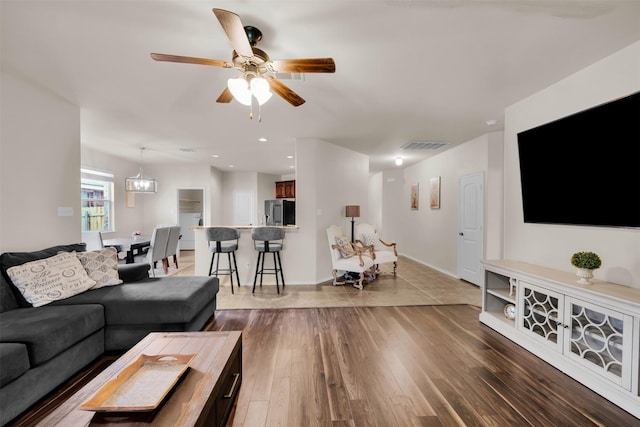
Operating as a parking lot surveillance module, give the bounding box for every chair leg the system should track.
[162,258,169,274]
[227,252,234,294]
[273,252,279,294]
[215,252,221,278]
[208,252,215,276]
[173,254,179,269]
[259,251,266,288]
[252,252,261,293]
[232,251,240,286]
[276,251,285,288]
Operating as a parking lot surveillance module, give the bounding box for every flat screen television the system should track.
[517,91,640,228]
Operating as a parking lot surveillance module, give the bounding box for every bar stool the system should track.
[251,227,285,294]
[206,227,241,294]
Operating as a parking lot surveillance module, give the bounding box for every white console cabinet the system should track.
[481,260,640,418]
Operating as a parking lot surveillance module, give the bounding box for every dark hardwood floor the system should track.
[10,305,640,426]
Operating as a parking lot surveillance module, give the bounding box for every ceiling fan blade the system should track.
[267,77,305,107]
[150,53,231,68]
[216,87,234,103]
[212,8,253,59]
[270,58,336,73]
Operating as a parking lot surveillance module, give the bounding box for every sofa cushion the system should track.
[53,276,219,325]
[76,248,123,289]
[0,243,86,308]
[0,275,19,313]
[117,262,151,283]
[0,343,30,387]
[0,304,104,365]
[6,252,97,307]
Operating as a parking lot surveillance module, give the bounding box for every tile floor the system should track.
[172,251,482,310]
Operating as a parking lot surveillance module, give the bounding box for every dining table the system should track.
[103,235,151,264]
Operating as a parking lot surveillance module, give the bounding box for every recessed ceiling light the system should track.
[486,119,497,126]
[289,165,295,169]
[211,154,219,158]
[228,165,234,168]
[395,156,403,166]
[287,155,294,159]
[258,137,267,142]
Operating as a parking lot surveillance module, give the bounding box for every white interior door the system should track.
[457,172,484,285]
[234,191,255,226]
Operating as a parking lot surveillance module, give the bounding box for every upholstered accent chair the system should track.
[326,225,375,290]
[354,223,398,275]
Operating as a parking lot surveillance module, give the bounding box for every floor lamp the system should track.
[345,205,360,243]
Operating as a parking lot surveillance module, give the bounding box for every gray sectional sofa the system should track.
[0,243,219,426]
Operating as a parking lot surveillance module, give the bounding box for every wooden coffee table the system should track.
[37,331,242,427]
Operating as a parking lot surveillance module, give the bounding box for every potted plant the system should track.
[571,251,602,284]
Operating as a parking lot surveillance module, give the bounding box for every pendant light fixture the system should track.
[125,147,157,193]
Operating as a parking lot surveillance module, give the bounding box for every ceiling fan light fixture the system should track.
[227,77,252,106]
[227,76,272,107]
[251,77,272,105]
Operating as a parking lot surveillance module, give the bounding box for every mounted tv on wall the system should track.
[517,91,640,228]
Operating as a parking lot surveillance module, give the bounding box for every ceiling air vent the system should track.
[401,141,448,150]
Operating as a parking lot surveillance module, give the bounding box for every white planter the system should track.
[576,268,594,284]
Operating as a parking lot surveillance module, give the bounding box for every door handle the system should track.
[459,232,464,236]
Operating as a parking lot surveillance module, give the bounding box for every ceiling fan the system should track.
[151,8,336,109]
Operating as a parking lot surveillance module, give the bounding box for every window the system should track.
[81,168,114,232]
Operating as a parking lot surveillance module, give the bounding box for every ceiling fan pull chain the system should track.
[249,101,254,120]
[258,103,263,122]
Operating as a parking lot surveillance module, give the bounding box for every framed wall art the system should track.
[410,183,419,210]
[430,176,441,209]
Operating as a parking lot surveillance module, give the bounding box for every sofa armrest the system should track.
[118,263,150,282]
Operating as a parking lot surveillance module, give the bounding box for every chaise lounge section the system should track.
[0,243,219,426]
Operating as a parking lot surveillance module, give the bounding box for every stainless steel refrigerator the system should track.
[265,200,295,226]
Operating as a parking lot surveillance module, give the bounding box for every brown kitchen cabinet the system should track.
[275,180,295,199]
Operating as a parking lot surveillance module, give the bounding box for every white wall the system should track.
[141,163,221,234]
[257,172,281,225]
[1,71,81,252]
[504,41,640,288]
[81,146,145,238]
[381,132,504,277]
[295,138,369,283]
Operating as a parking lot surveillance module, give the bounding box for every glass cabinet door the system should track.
[519,281,564,351]
[564,298,632,390]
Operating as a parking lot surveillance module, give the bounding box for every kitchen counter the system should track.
[192,226,300,282]
[190,225,298,230]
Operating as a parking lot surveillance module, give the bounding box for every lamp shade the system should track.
[227,77,252,106]
[345,205,360,218]
[250,77,272,105]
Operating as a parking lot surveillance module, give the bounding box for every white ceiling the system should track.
[2,1,640,175]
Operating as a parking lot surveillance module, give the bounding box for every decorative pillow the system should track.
[361,233,385,251]
[76,247,123,289]
[334,235,353,258]
[6,252,96,307]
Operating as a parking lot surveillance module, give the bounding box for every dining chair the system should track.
[81,231,104,251]
[165,226,182,271]
[146,226,171,277]
[251,227,285,294]
[205,227,241,294]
